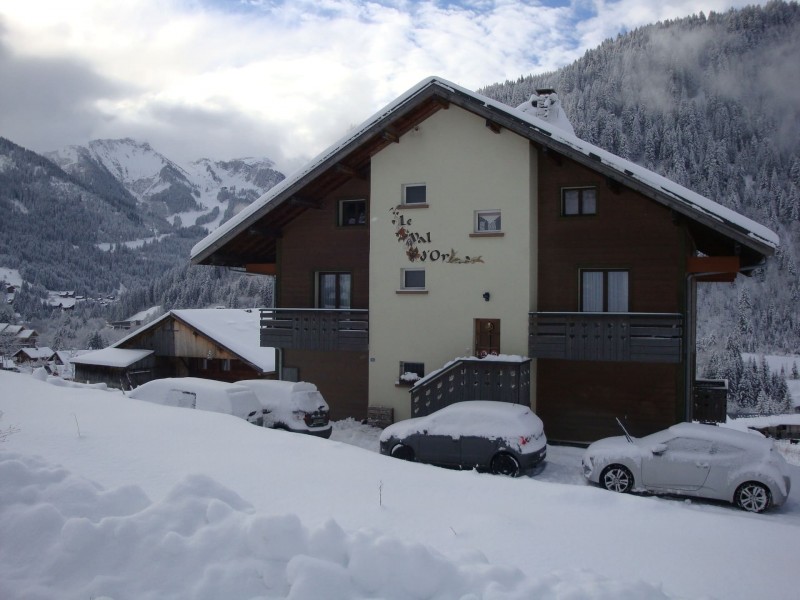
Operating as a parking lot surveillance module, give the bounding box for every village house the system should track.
[190,77,776,443]
[72,309,276,389]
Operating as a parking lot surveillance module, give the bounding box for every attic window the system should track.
[562,187,597,216]
[402,184,427,207]
[339,199,366,226]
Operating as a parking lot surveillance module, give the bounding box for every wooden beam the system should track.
[687,256,741,274]
[245,263,277,276]
[695,273,737,283]
[485,119,502,134]
[289,196,323,209]
[335,163,359,178]
[432,96,450,110]
[247,225,282,238]
[381,130,399,144]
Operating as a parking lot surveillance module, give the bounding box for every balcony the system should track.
[260,308,368,352]
[529,312,683,363]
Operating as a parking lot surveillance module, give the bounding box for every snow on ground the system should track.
[0,267,22,287]
[743,353,800,410]
[2,371,799,599]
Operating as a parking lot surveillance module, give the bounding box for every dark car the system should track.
[379,401,547,476]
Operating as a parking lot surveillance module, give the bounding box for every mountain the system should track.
[47,138,284,230]
[480,0,800,356]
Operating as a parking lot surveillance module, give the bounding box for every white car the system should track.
[128,377,266,426]
[236,380,332,438]
[379,401,547,476]
[582,422,791,512]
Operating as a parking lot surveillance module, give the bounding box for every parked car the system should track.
[236,379,332,438]
[582,422,792,512]
[379,401,547,476]
[128,377,266,426]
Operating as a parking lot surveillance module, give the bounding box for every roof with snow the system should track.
[113,308,275,373]
[13,347,54,360]
[70,348,154,368]
[191,76,777,270]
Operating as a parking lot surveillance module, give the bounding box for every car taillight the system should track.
[520,435,531,446]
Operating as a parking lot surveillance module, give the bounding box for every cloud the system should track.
[0,0,776,169]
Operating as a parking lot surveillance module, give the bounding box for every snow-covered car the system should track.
[128,377,266,426]
[379,401,547,476]
[235,379,332,438]
[582,422,791,512]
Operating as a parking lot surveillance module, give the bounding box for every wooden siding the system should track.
[536,359,683,443]
[537,153,689,313]
[529,312,683,363]
[282,348,369,420]
[261,309,368,351]
[278,178,370,309]
[536,151,690,443]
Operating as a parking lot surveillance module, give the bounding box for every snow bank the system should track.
[0,451,677,600]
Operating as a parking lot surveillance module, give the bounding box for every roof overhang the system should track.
[191,77,777,270]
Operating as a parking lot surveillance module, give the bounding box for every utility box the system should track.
[693,379,728,423]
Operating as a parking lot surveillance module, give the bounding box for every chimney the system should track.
[516,88,575,136]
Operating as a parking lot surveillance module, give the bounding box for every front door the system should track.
[474,319,500,358]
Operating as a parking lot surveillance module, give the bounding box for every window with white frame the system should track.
[402,268,425,290]
[402,183,427,206]
[475,210,501,232]
[562,187,597,216]
[581,269,629,312]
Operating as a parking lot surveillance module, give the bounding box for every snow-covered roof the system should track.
[13,347,54,360]
[126,306,162,323]
[113,308,275,373]
[71,348,154,368]
[191,76,778,264]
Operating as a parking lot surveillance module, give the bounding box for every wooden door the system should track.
[474,319,500,358]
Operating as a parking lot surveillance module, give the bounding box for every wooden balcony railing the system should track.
[260,308,368,352]
[410,357,532,417]
[529,312,683,363]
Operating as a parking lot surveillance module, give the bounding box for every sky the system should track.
[0,0,772,172]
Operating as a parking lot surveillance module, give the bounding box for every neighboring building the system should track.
[73,309,276,389]
[109,306,162,330]
[190,77,777,442]
[1,324,40,351]
[12,346,55,367]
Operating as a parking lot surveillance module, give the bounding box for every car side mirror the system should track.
[651,443,667,456]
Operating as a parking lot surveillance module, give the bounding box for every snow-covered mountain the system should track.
[47,139,284,231]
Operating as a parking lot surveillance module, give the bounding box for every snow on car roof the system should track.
[665,422,772,452]
[381,400,543,441]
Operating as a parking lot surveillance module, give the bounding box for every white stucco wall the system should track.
[368,106,538,421]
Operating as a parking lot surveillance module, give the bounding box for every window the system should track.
[562,187,597,216]
[402,268,425,290]
[338,199,366,226]
[581,269,629,312]
[403,184,427,206]
[318,272,351,308]
[399,361,425,385]
[221,359,231,372]
[475,210,501,232]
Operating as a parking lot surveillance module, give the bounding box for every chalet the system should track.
[190,77,777,443]
[73,309,276,389]
[12,346,55,367]
[0,324,39,350]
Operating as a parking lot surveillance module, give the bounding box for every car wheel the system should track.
[735,481,771,513]
[490,453,520,477]
[390,444,415,461]
[600,465,633,493]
